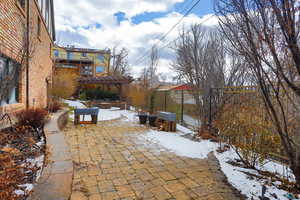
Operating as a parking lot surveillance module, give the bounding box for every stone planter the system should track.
[148,115,157,127]
[138,113,148,124]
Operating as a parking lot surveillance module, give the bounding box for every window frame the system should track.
[0,55,20,105]
[37,16,41,39]
[81,65,93,76]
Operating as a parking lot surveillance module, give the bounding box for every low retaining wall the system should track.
[88,101,130,110]
[29,109,73,200]
[58,110,69,130]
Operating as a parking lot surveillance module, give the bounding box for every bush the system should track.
[79,91,87,100]
[214,99,281,169]
[51,72,78,99]
[15,109,48,129]
[128,84,150,111]
[80,88,119,101]
[198,126,219,142]
[48,100,62,113]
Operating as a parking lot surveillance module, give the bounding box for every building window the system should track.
[37,17,41,37]
[17,0,26,10]
[81,66,93,76]
[98,54,105,63]
[96,66,105,73]
[67,52,73,60]
[57,64,77,69]
[82,52,87,57]
[0,56,20,106]
[54,50,59,57]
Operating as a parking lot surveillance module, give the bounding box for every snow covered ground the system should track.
[64,100,137,122]
[138,129,298,200]
[140,129,217,159]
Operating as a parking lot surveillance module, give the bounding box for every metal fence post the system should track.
[164,91,167,111]
[181,89,184,124]
[209,88,212,127]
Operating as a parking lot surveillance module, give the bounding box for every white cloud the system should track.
[54,0,184,29]
[54,1,218,78]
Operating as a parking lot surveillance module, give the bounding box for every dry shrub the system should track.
[0,153,23,200]
[0,128,43,200]
[47,100,62,113]
[15,109,48,129]
[51,72,78,99]
[128,84,149,111]
[198,126,219,142]
[214,98,281,169]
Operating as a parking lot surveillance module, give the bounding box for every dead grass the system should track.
[0,127,45,200]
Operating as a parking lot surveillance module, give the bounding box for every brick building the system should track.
[53,46,111,78]
[0,0,55,113]
[53,46,133,100]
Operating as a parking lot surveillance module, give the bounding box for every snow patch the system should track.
[64,99,86,108]
[215,149,293,200]
[140,129,217,159]
[177,124,194,134]
[64,100,137,122]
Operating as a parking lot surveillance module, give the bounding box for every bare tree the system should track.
[215,0,300,185]
[172,24,249,126]
[111,46,131,76]
[148,46,159,88]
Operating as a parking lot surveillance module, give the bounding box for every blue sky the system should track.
[54,0,217,79]
[117,0,214,24]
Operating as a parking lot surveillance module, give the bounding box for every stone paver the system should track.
[63,120,244,200]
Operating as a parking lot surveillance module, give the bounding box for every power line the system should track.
[135,14,215,66]
[158,15,215,50]
[137,0,197,54]
[134,0,203,66]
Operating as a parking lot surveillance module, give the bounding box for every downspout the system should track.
[26,0,30,109]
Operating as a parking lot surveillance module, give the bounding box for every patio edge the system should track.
[29,109,73,200]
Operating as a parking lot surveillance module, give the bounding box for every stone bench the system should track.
[74,108,99,125]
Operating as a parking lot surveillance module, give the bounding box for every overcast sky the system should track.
[54,0,218,80]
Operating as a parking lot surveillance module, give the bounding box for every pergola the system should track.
[78,76,134,100]
[155,84,193,123]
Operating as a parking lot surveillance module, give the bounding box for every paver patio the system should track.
[63,119,243,200]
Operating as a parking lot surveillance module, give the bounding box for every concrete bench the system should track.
[74,108,99,125]
[157,112,177,132]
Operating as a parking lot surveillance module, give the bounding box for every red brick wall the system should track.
[0,0,54,113]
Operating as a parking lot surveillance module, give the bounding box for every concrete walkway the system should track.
[63,120,243,200]
[30,110,73,200]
